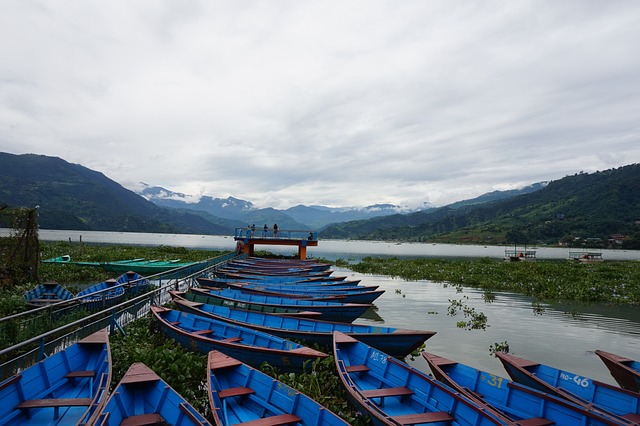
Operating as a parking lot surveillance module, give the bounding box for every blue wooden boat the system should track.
[496,351,640,424]
[171,291,435,357]
[95,362,210,425]
[115,270,151,296]
[212,271,346,283]
[188,288,322,318]
[76,278,126,311]
[222,282,385,304]
[198,276,361,288]
[332,332,505,426]
[42,256,197,274]
[194,288,371,323]
[151,306,327,373]
[0,329,111,425]
[220,280,377,292]
[229,257,332,272]
[23,281,75,308]
[423,351,626,425]
[207,350,349,426]
[596,350,640,393]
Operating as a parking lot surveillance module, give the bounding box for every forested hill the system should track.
[321,164,640,248]
[0,153,229,234]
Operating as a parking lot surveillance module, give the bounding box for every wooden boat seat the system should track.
[218,386,255,399]
[361,386,413,399]
[192,329,214,335]
[345,364,370,373]
[120,413,165,426]
[66,370,95,378]
[392,411,455,424]
[220,337,243,343]
[17,397,93,409]
[237,413,302,426]
[623,414,640,423]
[514,418,555,426]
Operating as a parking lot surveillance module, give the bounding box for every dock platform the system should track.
[233,228,318,259]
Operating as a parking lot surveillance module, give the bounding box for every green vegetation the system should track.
[348,256,640,304]
[323,164,640,246]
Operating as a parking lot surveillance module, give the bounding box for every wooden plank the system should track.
[220,337,242,343]
[515,418,555,426]
[120,413,165,426]
[218,386,255,399]
[192,329,214,335]
[361,386,413,399]
[0,374,22,392]
[66,370,95,378]
[17,398,93,408]
[237,413,301,426]
[392,411,455,424]
[345,365,370,373]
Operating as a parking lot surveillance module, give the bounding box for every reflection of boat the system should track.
[151,306,327,373]
[595,350,640,393]
[95,362,209,425]
[423,351,623,425]
[23,281,75,307]
[207,351,349,426]
[496,351,640,423]
[171,291,434,357]
[332,332,504,425]
[0,329,111,425]
[568,250,604,263]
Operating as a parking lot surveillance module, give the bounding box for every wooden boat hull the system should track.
[207,351,349,426]
[188,288,322,318]
[195,288,371,322]
[23,281,75,308]
[423,352,624,425]
[496,352,640,424]
[172,291,435,357]
[76,278,126,311]
[95,362,209,425]
[595,350,640,393]
[0,329,111,426]
[151,306,327,373]
[222,282,385,304]
[332,332,504,426]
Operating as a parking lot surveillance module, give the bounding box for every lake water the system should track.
[39,229,640,385]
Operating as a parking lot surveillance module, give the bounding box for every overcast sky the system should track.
[1,1,639,210]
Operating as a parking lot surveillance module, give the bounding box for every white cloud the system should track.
[1,0,639,209]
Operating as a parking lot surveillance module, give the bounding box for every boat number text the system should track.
[560,373,590,388]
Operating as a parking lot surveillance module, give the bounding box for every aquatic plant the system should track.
[350,256,640,304]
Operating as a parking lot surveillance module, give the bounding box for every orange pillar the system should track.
[298,245,307,260]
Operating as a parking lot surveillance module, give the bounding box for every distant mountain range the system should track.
[136,183,427,229]
[2,152,637,247]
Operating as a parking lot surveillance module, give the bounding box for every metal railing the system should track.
[0,251,243,381]
[234,227,317,241]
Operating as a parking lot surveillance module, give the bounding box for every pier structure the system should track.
[233,227,318,260]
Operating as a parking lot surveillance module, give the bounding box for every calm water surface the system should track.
[39,230,640,384]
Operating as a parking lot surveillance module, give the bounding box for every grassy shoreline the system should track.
[344,256,640,304]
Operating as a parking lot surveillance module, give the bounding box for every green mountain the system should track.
[0,153,229,234]
[321,165,640,248]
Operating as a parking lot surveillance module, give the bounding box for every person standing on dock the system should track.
[246,225,252,238]
[263,224,268,238]
[273,223,278,238]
